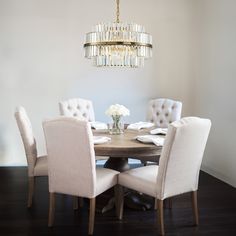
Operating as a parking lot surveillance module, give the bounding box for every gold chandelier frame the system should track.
[84,0,153,67]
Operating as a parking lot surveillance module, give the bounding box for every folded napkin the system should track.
[93,136,111,145]
[150,128,168,135]
[127,122,154,131]
[136,135,165,146]
[90,121,108,130]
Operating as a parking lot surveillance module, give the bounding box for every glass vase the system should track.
[109,115,123,135]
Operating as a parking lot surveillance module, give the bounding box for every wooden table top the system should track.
[93,129,162,158]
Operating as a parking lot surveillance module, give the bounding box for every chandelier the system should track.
[84,0,152,68]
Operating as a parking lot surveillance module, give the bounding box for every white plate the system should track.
[93,136,111,144]
[150,128,168,135]
[127,122,155,130]
[136,135,164,146]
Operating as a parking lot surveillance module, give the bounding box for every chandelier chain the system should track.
[116,0,120,23]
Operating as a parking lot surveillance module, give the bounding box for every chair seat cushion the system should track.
[34,156,48,176]
[96,168,119,196]
[118,165,159,198]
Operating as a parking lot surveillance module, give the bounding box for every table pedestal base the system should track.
[96,157,154,213]
[124,191,153,211]
[104,157,130,172]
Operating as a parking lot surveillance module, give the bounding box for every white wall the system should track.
[0,0,195,166]
[194,0,236,187]
[1,0,236,188]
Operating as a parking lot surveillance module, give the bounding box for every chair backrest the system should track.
[43,117,96,198]
[147,98,182,127]
[59,98,95,122]
[15,106,37,177]
[156,117,211,200]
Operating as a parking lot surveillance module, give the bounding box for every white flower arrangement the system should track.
[105,104,130,117]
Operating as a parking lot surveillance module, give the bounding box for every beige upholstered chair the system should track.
[43,117,119,235]
[138,98,182,164]
[147,98,182,127]
[59,98,95,121]
[15,106,48,208]
[117,117,211,235]
[59,97,107,162]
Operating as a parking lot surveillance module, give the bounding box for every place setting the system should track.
[93,136,111,145]
[126,121,167,147]
[90,122,111,145]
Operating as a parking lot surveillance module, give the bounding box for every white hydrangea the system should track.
[105,104,130,117]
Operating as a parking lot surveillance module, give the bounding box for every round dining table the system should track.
[93,128,162,171]
[93,128,163,212]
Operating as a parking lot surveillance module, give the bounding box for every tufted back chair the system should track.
[147,98,182,127]
[43,117,97,198]
[117,117,211,235]
[59,98,95,122]
[15,106,37,177]
[156,117,211,200]
[43,117,119,234]
[15,106,48,208]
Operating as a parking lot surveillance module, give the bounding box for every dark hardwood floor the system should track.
[0,167,236,236]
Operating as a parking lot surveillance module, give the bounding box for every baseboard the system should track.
[201,164,236,188]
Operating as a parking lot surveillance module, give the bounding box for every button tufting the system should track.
[165,113,169,117]
[83,113,87,117]
[172,105,175,109]
[162,105,164,109]
[160,120,163,124]
[73,113,77,116]
[77,105,80,109]
[156,112,159,116]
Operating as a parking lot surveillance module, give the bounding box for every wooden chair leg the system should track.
[48,193,55,227]
[157,199,165,235]
[27,177,34,208]
[88,198,96,235]
[154,198,157,210]
[114,185,124,220]
[191,191,199,226]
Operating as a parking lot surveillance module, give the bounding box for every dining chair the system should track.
[59,97,107,163]
[117,117,211,235]
[15,106,48,208]
[59,98,95,122]
[147,98,182,127]
[138,98,182,165]
[43,117,119,235]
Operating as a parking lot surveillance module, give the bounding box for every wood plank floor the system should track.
[0,167,236,236]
